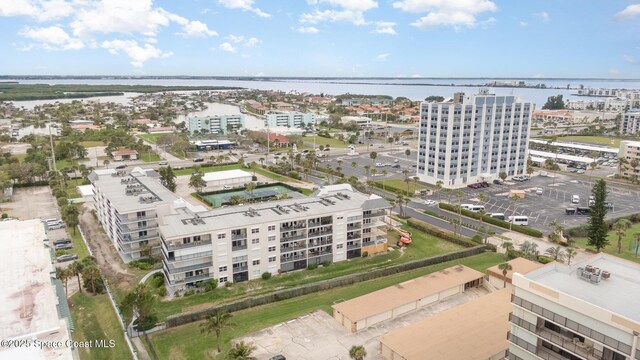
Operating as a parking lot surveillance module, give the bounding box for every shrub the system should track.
[438,203,543,238]
[128,259,156,270]
[133,315,158,331]
[157,285,167,297]
[423,210,440,218]
[406,218,476,248]
[225,281,232,288]
[183,289,196,297]
[152,272,165,280]
[471,235,484,244]
[307,263,318,270]
[173,291,181,298]
[152,276,164,288]
[321,260,332,267]
[507,249,523,260]
[261,272,272,280]
[288,171,300,180]
[630,213,640,223]
[55,249,70,256]
[0,213,7,219]
[362,251,369,258]
[251,175,258,181]
[57,197,68,207]
[538,255,555,264]
[485,243,497,252]
[204,279,219,292]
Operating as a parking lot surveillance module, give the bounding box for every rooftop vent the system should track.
[293,203,309,212]
[276,205,289,214]
[576,265,611,284]
[336,192,351,200]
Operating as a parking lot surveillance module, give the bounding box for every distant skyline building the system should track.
[265,111,316,128]
[417,92,533,188]
[620,110,640,135]
[187,114,245,134]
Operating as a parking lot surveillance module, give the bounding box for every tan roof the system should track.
[486,257,544,283]
[332,265,483,322]
[113,149,138,155]
[379,289,512,360]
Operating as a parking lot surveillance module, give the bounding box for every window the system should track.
[337,244,343,249]
[268,225,276,231]
[269,256,276,263]
[251,238,260,245]
[252,259,260,266]
[268,235,276,242]
[251,228,259,234]
[337,216,343,220]
[217,233,226,239]
[219,276,228,283]
[268,246,276,252]
[219,266,227,272]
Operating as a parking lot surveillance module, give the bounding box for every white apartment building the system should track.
[158,185,390,292]
[341,116,372,128]
[188,114,245,134]
[266,111,316,128]
[417,92,532,188]
[618,140,640,179]
[90,168,206,263]
[508,254,640,360]
[620,110,640,135]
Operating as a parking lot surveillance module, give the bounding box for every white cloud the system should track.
[479,16,496,28]
[392,0,497,29]
[219,42,237,52]
[376,53,389,61]
[623,55,638,64]
[227,34,245,43]
[101,39,172,67]
[177,20,218,37]
[296,26,319,33]
[0,0,75,22]
[301,0,378,25]
[371,21,397,34]
[19,25,84,50]
[519,21,528,27]
[535,11,549,23]
[244,37,259,47]
[615,4,640,20]
[608,68,621,76]
[218,0,270,18]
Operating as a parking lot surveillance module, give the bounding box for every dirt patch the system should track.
[78,204,136,292]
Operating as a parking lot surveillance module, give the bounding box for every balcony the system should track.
[281,233,306,242]
[119,222,159,233]
[172,273,213,284]
[232,265,248,274]
[166,261,213,274]
[281,254,306,263]
[232,244,248,252]
[308,239,333,247]
[308,229,333,238]
[347,242,361,250]
[164,239,212,251]
[168,251,213,263]
[308,250,332,258]
[281,243,306,253]
[116,213,156,224]
[362,219,386,228]
[364,209,386,218]
[280,222,306,231]
[231,233,247,241]
[347,223,361,231]
[122,232,160,242]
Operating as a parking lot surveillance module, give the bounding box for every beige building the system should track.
[332,265,484,333]
[486,257,544,289]
[112,148,139,161]
[508,253,640,360]
[379,288,513,360]
[618,140,640,179]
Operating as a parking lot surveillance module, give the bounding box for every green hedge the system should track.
[438,203,543,238]
[165,246,486,328]
[372,182,414,197]
[406,218,477,248]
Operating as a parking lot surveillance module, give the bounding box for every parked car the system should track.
[536,188,543,195]
[378,144,384,148]
[55,243,73,250]
[565,208,576,215]
[576,207,591,215]
[493,179,503,185]
[56,254,78,263]
[115,164,127,169]
[392,164,401,168]
[577,169,585,174]
[606,202,614,209]
[269,356,286,360]
[53,238,72,246]
[424,200,437,206]
[158,161,168,165]
[48,223,65,230]
[193,158,204,162]
[375,163,385,167]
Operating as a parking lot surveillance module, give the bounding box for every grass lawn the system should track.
[56,158,89,169]
[70,226,91,260]
[375,178,428,194]
[148,252,504,360]
[138,133,170,144]
[65,178,84,199]
[558,135,620,148]
[139,151,162,163]
[573,222,640,263]
[254,167,301,183]
[174,163,242,176]
[79,141,105,147]
[303,136,347,148]
[153,223,462,321]
[70,293,133,360]
[14,153,27,163]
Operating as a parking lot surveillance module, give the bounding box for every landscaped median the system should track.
[437,203,544,238]
[373,179,429,197]
[146,252,504,359]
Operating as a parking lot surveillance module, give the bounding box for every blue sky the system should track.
[0,0,639,77]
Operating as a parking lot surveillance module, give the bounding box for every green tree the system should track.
[227,341,257,360]
[55,267,69,296]
[62,204,79,234]
[498,262,512,288]
[228,195,247,205]
[189,172,206,193]
[587,179,609,252]
[369,151,377,164]
[613,218,631,254]
[121,283,158,332]
[501,241,514,253]
[81,263,103,294]
[349,345,367,360]
[201,310,236,354]
[158,165,177,192]
[542,94,566,110]
[405,148,411,159]
[565,248,577,265]
[545,246,566,262]
[245,182,257,198]
[499,172,507,181]
[68,260,84,294]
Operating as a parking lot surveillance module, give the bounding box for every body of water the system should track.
[7,78,640,110]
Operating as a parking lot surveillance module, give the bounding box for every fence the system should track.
[164,245,486,328]
[77,226,139,360]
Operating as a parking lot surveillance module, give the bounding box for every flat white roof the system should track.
[524,254,640,324]
[529,149,595,164]
[530,139,618,154]
[0,220,73,359]
[202,169,252,182]
[77,184,94,197]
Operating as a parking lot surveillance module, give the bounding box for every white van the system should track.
[460,204,474,210]
[571,195,580,204]
[508,216,529,226]
[490,213,505,220]
[45,218,62,225]
[468,205,485,213]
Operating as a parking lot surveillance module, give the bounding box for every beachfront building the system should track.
[618,140,640,179]
[90,168,206,263]
[508,254,640,360]
[187,114,245,134]
[0,219,75,360]
[341,116,372,129]
[159,185,391,292]
[620,110,640,135]
[265,111,316,128]
[417,91,532,188]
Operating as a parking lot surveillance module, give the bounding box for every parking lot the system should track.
[457,173,640,233]
[328,148,416,181]
[237,287,488,360]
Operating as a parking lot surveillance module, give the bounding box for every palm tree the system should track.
[545,246,566,262]
[614,218,632,254]
[56,267,69,296]
[396,194,406,217]
[631,159,640,183]
[69,260,84,294]
[245,182,257,198]
[498,262,512,288]
[435,180,443,202]
[618,156,629,177]
[227,341,257,360]
[455,190,464,237]
[228,195,247,205]
[201,310,236,354]
[103,159,110,168]
[349,345,367,360]
[633,232,640,258]
[565,247,577,265]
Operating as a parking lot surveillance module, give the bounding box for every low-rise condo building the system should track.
[188,114,244,134]
[265,111,316,128]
